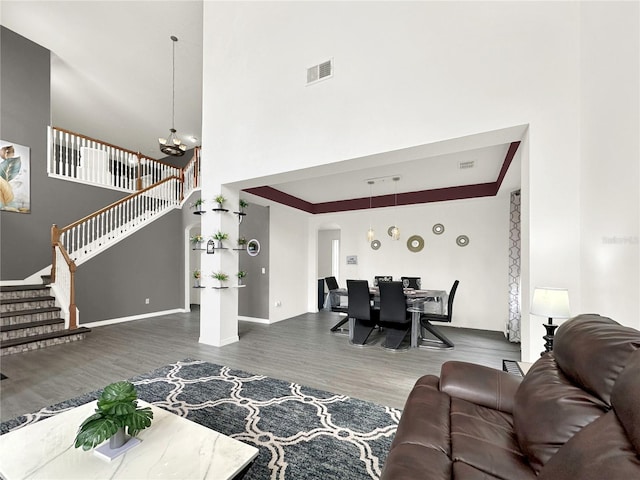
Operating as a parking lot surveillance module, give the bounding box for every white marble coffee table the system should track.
[0,400,258,479]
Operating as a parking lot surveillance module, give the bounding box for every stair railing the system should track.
[48,126,182,192]
[50,240,77,329]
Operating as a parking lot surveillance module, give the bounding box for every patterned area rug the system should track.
[1,359,401,479]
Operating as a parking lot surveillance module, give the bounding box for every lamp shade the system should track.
[530,287,571,319]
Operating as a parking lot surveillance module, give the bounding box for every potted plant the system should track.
[74,381,153,451]
[190,198,205,213]
[237,270,247,285]
[212,271,229,287]
[239,199,249,213]
[193,269,202,287]
[237,236,248,248]
[214,194,226,209]
[190,233,204,247]
[212,231,228,248]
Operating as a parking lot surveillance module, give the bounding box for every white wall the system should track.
[202,1,639,358]
[309,191,512,333]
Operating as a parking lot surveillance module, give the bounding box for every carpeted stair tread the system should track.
[0,306,61,318]
[0,296,55,305]
[1,327,91,348]
[0,318,64,332]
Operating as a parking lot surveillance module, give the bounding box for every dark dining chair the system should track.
[325,276,349,333]
[401,276,421,289]
[373,275,393,287]
[419,280,459,350]
[378,281,412,350]
[347,279,379,345]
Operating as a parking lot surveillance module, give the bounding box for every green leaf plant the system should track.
[74,381,153,451]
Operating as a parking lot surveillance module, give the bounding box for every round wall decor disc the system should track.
[456,235,470,247]
[407,235,424,252]
[432,223,445,235]
[371,239,381,250]
[387,226,397,237]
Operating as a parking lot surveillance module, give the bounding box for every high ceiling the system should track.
[1,0,523,209]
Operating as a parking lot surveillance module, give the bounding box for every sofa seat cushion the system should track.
[451,398,536,480]
[453,461,513,479]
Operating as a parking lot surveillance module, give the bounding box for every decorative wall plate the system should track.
[387,226,397,237]
[406,235,424,252]
[432,223,445,235]
[456,235,470,247]
[371,239,381,250]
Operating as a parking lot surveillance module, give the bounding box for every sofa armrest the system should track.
[440,361,522,413]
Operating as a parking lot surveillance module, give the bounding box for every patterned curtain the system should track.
[507,190,521,342]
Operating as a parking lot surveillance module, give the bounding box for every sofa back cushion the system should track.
[513,315,640,474]
[537,348,640,480]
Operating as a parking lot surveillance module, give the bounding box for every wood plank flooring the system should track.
[0,308,520,422]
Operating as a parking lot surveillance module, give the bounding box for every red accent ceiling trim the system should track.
[245,141,520,214]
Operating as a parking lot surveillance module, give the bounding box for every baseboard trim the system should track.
[238,315,270,324]
[81,308,187,328]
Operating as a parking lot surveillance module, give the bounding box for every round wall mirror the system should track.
[247,239,261,256]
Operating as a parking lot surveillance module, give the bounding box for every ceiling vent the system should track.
[458,160,475,170]
[307,59,333,85]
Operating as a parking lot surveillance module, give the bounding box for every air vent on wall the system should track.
[307,59,333,85]
[458,160,475,169]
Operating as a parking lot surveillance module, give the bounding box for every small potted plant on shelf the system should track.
[214,194,226,210]
[212,231,228,248]
[239,199,249,213]
[193,269,202,287]
[212,271,229,288]
[237,270,247,285]
[190,198,205,213]
[237,237,248,249]
[74,381,153,452]
[190,233,204,248]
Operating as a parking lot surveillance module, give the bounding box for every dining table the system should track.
[328,286,448,348]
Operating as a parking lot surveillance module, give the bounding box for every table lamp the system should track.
[530,287,571,355]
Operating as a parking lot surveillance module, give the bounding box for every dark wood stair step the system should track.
[0,306,61,318]
[0,295,56,305]
[1,327,92,349]
[0,284,51,292]
[0,318,64,332]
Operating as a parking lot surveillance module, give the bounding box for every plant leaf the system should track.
[74,417,119,451]
[0,157,21,182]
[125,407,154,437]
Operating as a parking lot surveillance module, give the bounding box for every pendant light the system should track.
[390,177,400,240]
[366,180,375,242]
[159,35,187,156]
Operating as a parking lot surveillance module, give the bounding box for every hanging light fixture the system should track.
[391,177,400,240]
[159,35,187,156]
[366,180,375,242]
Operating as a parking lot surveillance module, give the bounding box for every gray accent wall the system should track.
[238,202,269,319]
[1,27,184,322]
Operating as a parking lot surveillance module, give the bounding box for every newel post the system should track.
[135,152,142,191]
[51,224,60,283]
[68,260,77,330]
[179,169,185,203]
[195,147,200,188]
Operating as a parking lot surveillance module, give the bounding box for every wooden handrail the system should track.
[53,126,182,170]
[57,175,180,234]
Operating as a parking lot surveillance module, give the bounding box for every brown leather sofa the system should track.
[381,314,640,479]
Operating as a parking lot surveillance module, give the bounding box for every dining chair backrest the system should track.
[401,276,421,289]
[374,275,393,287]
[379,281,410,324]
[445,280,460,319]
[325,276,339,291]
[347,280,373,321]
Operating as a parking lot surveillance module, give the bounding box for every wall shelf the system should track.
[192,210,205,215]
[212,208,229,213]
[211,286,229,289]
[193,285,206,289]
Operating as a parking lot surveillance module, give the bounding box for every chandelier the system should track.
[159,35,187,156]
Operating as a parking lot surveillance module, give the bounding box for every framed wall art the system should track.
[0,140,30,213]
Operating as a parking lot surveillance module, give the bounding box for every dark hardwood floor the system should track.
[0,307,520,422]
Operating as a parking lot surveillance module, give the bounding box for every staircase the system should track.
[0,284,91,356]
